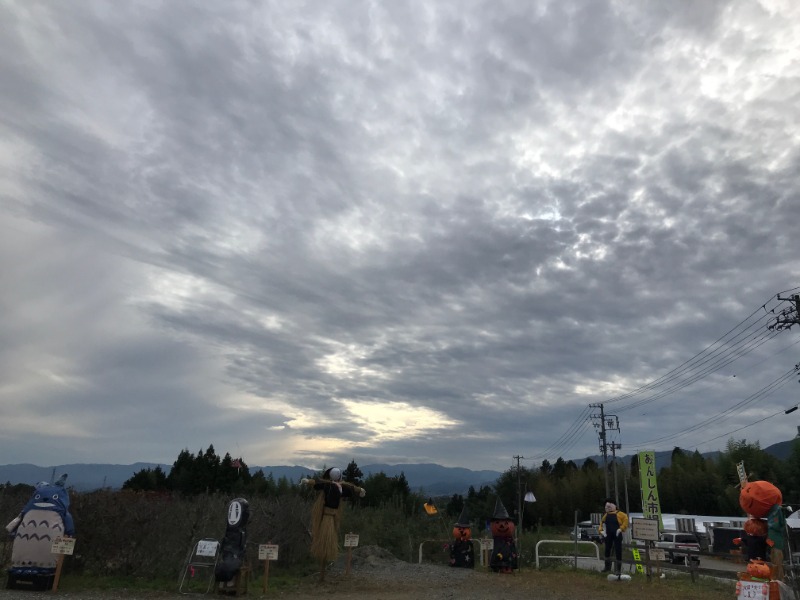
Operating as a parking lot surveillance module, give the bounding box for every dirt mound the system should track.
[346,544,403,568]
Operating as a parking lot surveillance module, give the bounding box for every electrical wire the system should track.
[630,366,797,447]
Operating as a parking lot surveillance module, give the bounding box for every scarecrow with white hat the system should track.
[599,498,628,575]
[300,467,366,581]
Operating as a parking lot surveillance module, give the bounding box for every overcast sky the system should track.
[2,1,799,475]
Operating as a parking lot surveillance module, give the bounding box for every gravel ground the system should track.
[0,545,736,600]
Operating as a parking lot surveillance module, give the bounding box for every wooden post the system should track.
[262,557,269,593]
[52,553,65,593]
[345,546,353,576]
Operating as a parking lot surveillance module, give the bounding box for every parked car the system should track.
[569,520,602,542]
[655,531,701,565]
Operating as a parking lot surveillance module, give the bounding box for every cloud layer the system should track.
[2,0,799,472]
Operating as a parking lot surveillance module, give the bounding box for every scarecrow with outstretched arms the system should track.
[300,467,366,581]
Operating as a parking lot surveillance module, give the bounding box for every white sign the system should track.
[737,580,769,600]
[737,461,748,486]
[479,538,493,551]
[196,540,219,557]
[51,536,76,555]
[344,533,359,548]
[651,549,666,562]
[258,544,279,561]
[632,517,659,541]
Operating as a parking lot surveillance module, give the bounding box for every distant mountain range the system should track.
[0,462,502,495]
[1,438,793,495]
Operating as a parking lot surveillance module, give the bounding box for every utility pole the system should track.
[769,293,800,331]
[610,440,622,509]
[514,455,523,536]
[590,404,620,499]
[514,455,523,562]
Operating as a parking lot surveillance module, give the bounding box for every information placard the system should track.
[344,533,360,548]
[736,580,769,600]
[196,540,219,557]
[51,537,76,555]
[632,517,659,541]
[479,538,493,551]
[258,544,279,561]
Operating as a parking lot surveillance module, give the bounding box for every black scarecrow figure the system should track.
[489,498,517,573]
[215,498,249,589]
[449,507,475,568]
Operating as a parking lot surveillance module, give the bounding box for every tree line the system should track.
[122,445,418,511]
[121,437,800,531]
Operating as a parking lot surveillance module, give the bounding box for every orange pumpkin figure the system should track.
[489,498,517,573]
[743,517,768,538]
[449,507,474,568]
[740,481,782,519]
[739,480,786,581]
[747,559,772,580]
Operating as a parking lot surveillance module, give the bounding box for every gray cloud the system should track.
[1,0,799,472]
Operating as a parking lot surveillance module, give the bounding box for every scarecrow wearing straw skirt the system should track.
[300,467,366,580]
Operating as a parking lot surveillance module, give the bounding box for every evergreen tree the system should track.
[343,460,364,486]
[122,466,168,491]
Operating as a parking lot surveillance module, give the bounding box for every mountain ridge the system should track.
[1,438,792,495]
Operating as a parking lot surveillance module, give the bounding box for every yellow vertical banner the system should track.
[638,450,664,530]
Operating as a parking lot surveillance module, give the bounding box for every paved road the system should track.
[567,552,745,578]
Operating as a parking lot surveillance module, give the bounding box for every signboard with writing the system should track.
[737,461,748,487]
[258,544,279,561]
[632,517,659,541]
[344,533,360,548]
[736,580,769,600]
[51,537,76,555]
[638,450,664,530]
[196,540,219,557]
[479,538,493,551]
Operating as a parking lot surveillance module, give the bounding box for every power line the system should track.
[529,288,798,464]
[630,365,798,447]
[604,299,780,407]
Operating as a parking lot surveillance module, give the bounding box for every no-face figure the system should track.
[215,498,249,588]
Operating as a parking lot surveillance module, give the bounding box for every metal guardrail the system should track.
[535,539,599,569]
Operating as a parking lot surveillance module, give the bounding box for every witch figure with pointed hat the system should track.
[489,498,517,573]
[449,506,475,568]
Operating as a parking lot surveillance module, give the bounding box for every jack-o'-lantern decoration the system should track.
[449,507,474,568]
[489,498,518,573]
[747,559,772,579]
[740,481,782,519]
[743,517,768,537]
[490,517,515,537]
[452,525,472,541]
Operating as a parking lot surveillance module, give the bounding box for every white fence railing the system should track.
[535,540,600,569]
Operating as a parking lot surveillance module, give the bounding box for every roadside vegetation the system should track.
[1,436,796,594]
